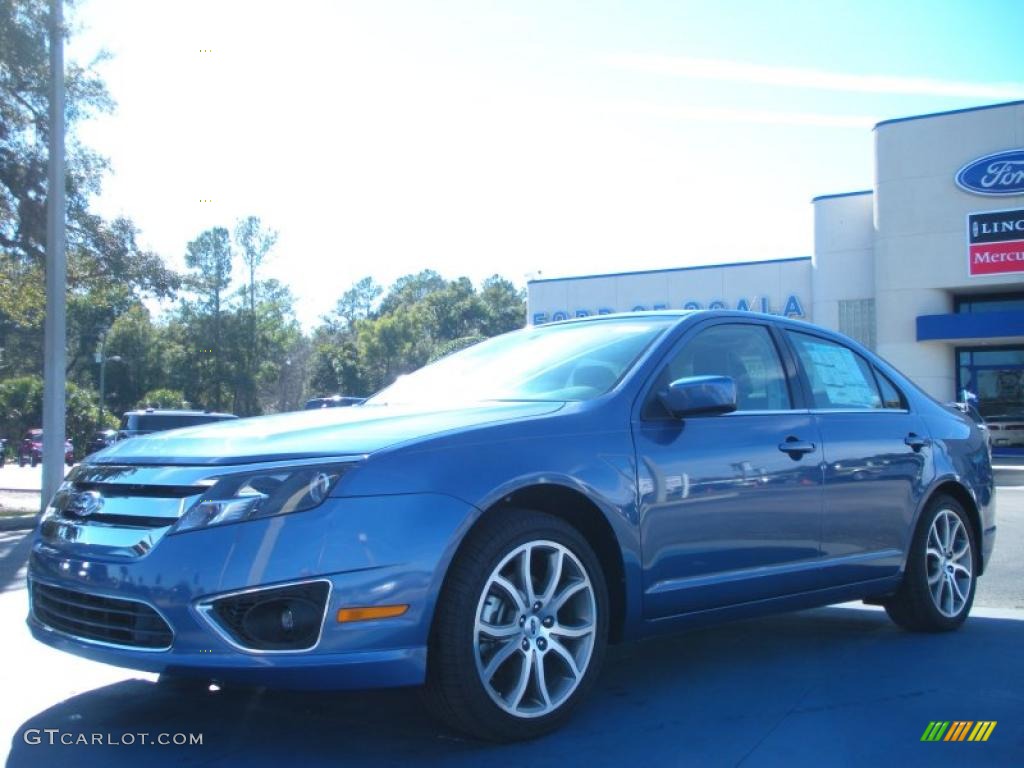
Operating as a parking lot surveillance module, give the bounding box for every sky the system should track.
[67,0,1024,328]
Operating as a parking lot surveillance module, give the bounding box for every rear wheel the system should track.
[885,495,977,632]
[424,509,608,741]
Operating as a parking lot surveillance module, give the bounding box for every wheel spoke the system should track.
[478,620,521,640]
[482,640,520,681]
[518,546,537,606]
[926,546,943,562]
[540,548,564,605]
[950,562,972,579]
[533,650,551,709]
[549,580,586,614]
[950,574,968,604]
[952,539,971,561]
[508,647,533,710]
[551,622,594,639]
[548,638,581,680]
[492,575,527,614]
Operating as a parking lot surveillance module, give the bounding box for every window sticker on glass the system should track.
[790,334,881,409]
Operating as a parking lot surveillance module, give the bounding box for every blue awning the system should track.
[917,310,1024,342]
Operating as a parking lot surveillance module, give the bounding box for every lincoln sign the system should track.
[968,208,1024,276]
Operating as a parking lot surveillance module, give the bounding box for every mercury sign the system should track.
[532,295,805,325]
[968,208,1024,277]
[956,149,1024,196]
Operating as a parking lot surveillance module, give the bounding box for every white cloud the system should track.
[605,101,876,128]
[607,55,1024,100]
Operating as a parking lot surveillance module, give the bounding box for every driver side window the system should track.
[649,323,792,416]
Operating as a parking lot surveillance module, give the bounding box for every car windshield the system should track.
[366,316,675,406]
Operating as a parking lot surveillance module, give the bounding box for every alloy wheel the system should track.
[473,540,597,718]
[926,509,973,618]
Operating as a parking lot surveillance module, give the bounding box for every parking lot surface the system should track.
[1,482,1021,766]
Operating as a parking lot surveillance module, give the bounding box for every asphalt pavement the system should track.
[0,479,1021,766]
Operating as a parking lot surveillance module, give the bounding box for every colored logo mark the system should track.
[921,721,996,742]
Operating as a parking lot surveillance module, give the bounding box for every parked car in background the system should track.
[980,407,1024,449]
[117,409,238,440]
[303,395,365,410]
[85,429,119,456]
[0,437,6,468]
[950,402,992,452]
[18,429,73,467]
[28,312,995,741]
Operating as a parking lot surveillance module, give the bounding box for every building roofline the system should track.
[526,256,812,285]
[873,99,1024,130]
[811,189,873,203]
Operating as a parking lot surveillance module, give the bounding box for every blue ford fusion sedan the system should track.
[28,311,995,741]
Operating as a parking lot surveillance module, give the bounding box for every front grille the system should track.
[31,582,173,650]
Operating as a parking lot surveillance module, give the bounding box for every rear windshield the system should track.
[121,414,233,431]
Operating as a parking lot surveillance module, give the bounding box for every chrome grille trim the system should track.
[29,579,174,652]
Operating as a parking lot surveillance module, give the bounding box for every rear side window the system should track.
[875,369,906,410]
[787,332,882,409]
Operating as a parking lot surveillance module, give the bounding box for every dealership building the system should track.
[527,99,1024,435]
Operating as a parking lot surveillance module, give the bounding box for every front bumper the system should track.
[27,492,475,689]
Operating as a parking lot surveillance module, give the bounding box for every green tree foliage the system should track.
[135,388,187,410]
[0,0,179,384]
[309,272,526,398]
[0,374,113,458]
[183,227,232,411]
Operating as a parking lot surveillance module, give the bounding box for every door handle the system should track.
[905,433,930,452]
[778,436,816,458]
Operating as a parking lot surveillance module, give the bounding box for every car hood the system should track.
[90,401,565,466]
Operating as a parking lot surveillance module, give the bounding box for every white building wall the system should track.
[812,192,875,333]
[873,102,1024,400]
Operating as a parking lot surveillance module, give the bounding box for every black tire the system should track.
[30,455,38,468]
[424,509,609,742]
[885,494,977,632]
[18,454,26,467]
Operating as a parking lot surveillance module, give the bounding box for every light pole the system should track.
[95,332,122,429]
[41,0,66,512]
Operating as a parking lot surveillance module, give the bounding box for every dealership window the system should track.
[954,293,1024,314]
[838,299,876,350]
[957,347,1024,426]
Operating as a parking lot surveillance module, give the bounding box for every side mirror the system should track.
[658,375,737,418]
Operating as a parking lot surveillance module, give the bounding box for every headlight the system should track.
[174,463,352,533]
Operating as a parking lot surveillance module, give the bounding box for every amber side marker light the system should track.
[337,605,409,623]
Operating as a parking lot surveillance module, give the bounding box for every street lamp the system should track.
[95,332,123,429]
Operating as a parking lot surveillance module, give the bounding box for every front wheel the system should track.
[424,509,608,741]
[885,495,977,632]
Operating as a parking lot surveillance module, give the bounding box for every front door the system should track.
[634,320,824,619]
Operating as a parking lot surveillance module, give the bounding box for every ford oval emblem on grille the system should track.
[67,490,104,517]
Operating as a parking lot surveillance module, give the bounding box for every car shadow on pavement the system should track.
[7,606,1024,768]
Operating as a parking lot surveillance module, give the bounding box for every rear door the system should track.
[783,330,929,587]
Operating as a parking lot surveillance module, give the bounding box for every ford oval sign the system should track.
[956,149,1024,196]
